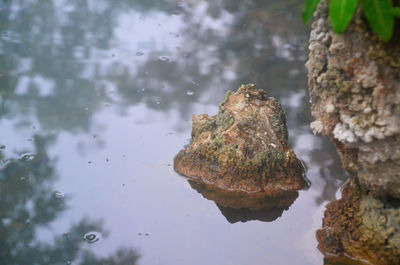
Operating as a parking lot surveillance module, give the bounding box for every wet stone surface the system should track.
[174,84,307,193]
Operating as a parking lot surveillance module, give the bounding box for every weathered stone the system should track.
[306,1,400,199]
[174,84,307,193]
[188,179,298,223]
[317,180,400,265]
[307,1,400,264]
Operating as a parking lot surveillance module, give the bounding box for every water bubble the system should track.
[158,56,170,62]
[155,101,161,105]
[83,231,101,243]
[88,161,92,164]
[136,51,144,56]
[27,138,33,142]
[53,191,65,199]
[19,153,35,162]
[84,107,89,111]
[186,90,194,96]
[62,233,71,239]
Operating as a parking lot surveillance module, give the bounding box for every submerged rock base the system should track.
[174,84,306,193]
[317,180,400,265]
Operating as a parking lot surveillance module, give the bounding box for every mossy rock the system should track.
[174,84,307,193]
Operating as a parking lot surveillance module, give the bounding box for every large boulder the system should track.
[307,1,400,264]
[174,84,307,193]
[307,1,400,199]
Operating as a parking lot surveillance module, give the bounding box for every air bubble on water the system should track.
[186,90,194,96]
[136,51,144,56]
[19,153,35,162]
[83,231,101,243]
[53,191,65,199]
[158,56,170,62]
[62,233,71,239]
[155,101,161,105]
[85,107,89,111]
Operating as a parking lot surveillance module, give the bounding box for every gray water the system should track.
[0,1,347,264]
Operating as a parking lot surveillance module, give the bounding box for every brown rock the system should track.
[317,180,400,265]
[308,1,400,263]
[174,84,307,193]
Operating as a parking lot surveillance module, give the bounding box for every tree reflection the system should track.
[0,136,139,264]
[0,0,346,253]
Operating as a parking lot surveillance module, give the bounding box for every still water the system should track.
[0,1,347,264]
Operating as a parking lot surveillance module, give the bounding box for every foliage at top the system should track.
[303,0,400,42]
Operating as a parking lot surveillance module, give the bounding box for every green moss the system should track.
[270,101,288,143]
[216,104,234,131]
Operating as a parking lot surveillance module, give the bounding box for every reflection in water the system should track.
[0,0,349,264]
[0,136,139,264]
[188,180,298,223]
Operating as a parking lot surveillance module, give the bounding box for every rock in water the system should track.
[174,84,307,193]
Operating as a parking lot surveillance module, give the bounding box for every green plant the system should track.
[303,0,400,41]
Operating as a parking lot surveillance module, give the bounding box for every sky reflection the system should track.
[0,0,346,264]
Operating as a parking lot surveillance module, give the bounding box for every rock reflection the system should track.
[188,180,298,223]
[0,136,139,265]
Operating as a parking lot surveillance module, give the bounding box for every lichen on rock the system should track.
[306,0,400,199]
[307,1,400,264]
[174,84,307,193]
[317,180,400,265]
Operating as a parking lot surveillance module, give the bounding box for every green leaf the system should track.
[361,0,394,41]
[393,7,400,17]
[303,0,321,24]
[329,0,358,33]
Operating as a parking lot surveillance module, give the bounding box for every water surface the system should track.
[0,1,347,264]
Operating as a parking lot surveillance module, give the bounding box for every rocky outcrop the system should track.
[307,2,400,199]
[174,84,307,193]
[307,1,400,264]
[188,179,298,223]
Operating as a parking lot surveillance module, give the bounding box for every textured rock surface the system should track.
[174,84,306,193]
[317,180,400,265]
[307,1,400,264]
[307,1,400,199]
[188,179,298,223]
